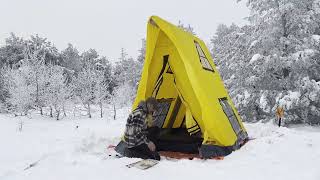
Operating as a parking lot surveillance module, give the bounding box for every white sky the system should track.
[0,0,249,62]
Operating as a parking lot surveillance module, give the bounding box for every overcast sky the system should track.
[0,0,249,62]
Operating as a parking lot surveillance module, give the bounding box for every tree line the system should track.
[0,33,144,120]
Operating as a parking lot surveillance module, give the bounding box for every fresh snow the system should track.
[292,49,315,61]
[235,90,251,107]
[312,35,320,43]
[249,54,262,64]
[236,32,245,36]
[249,40,258,49]
[259,93,270,113]
[1,108,320,180]
[279,91,301,109]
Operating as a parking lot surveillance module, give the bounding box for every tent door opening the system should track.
[152,96,203,154]
[149,54,203,153]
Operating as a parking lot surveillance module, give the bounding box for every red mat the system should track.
[159,151,224,160]
[107,145,224,160]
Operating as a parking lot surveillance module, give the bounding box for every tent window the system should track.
[153,99,173,128]
[194,41,214,72]
[219,97,242,135]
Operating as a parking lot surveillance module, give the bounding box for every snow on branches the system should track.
[212,0,320,124]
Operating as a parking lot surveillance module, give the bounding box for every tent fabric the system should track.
[133,16,248,149]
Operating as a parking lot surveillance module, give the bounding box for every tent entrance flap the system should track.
[166,96,182,128]
[153,98,173,128]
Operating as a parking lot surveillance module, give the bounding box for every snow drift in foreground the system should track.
[0,108,320,180]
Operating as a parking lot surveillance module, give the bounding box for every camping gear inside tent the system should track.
[115,16,248,159]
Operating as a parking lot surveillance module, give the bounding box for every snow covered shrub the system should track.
[296,77,320,125]
[5,67,36,115]
[270,77,320,125]
[276,91,302,124]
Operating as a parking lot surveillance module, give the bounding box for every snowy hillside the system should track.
[1,108,319,180]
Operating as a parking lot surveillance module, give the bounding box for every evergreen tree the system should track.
[61,43,82,73]
[0,33,25,69]
[211,0,320,124]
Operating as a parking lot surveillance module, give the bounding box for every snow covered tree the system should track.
[114,48,141,88]
[137,39,146,63]
[110,47,145,118]
[211,24,260,120]
[81,49,99,70]
[177,21,196,35]
[4,66,35,115]
[61,43,82,73]
[0,68,9,109]
[22,35,57,115]
[244,0,320,124]
[1,34,64,116]
[112,82,136,108]
[93,57,112,118]
[1,34,56,114]
[71,68,96,118]
[70,49,112,118]
[0,33,25,69]
[94,72,111,118]
[44,65,69,120]
[211,0,320,124]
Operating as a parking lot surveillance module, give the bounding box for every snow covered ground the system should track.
[1,107,320,180]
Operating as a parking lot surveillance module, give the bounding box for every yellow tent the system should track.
[117,16,248,158]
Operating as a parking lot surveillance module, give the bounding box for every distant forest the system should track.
[0,33,145,119]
